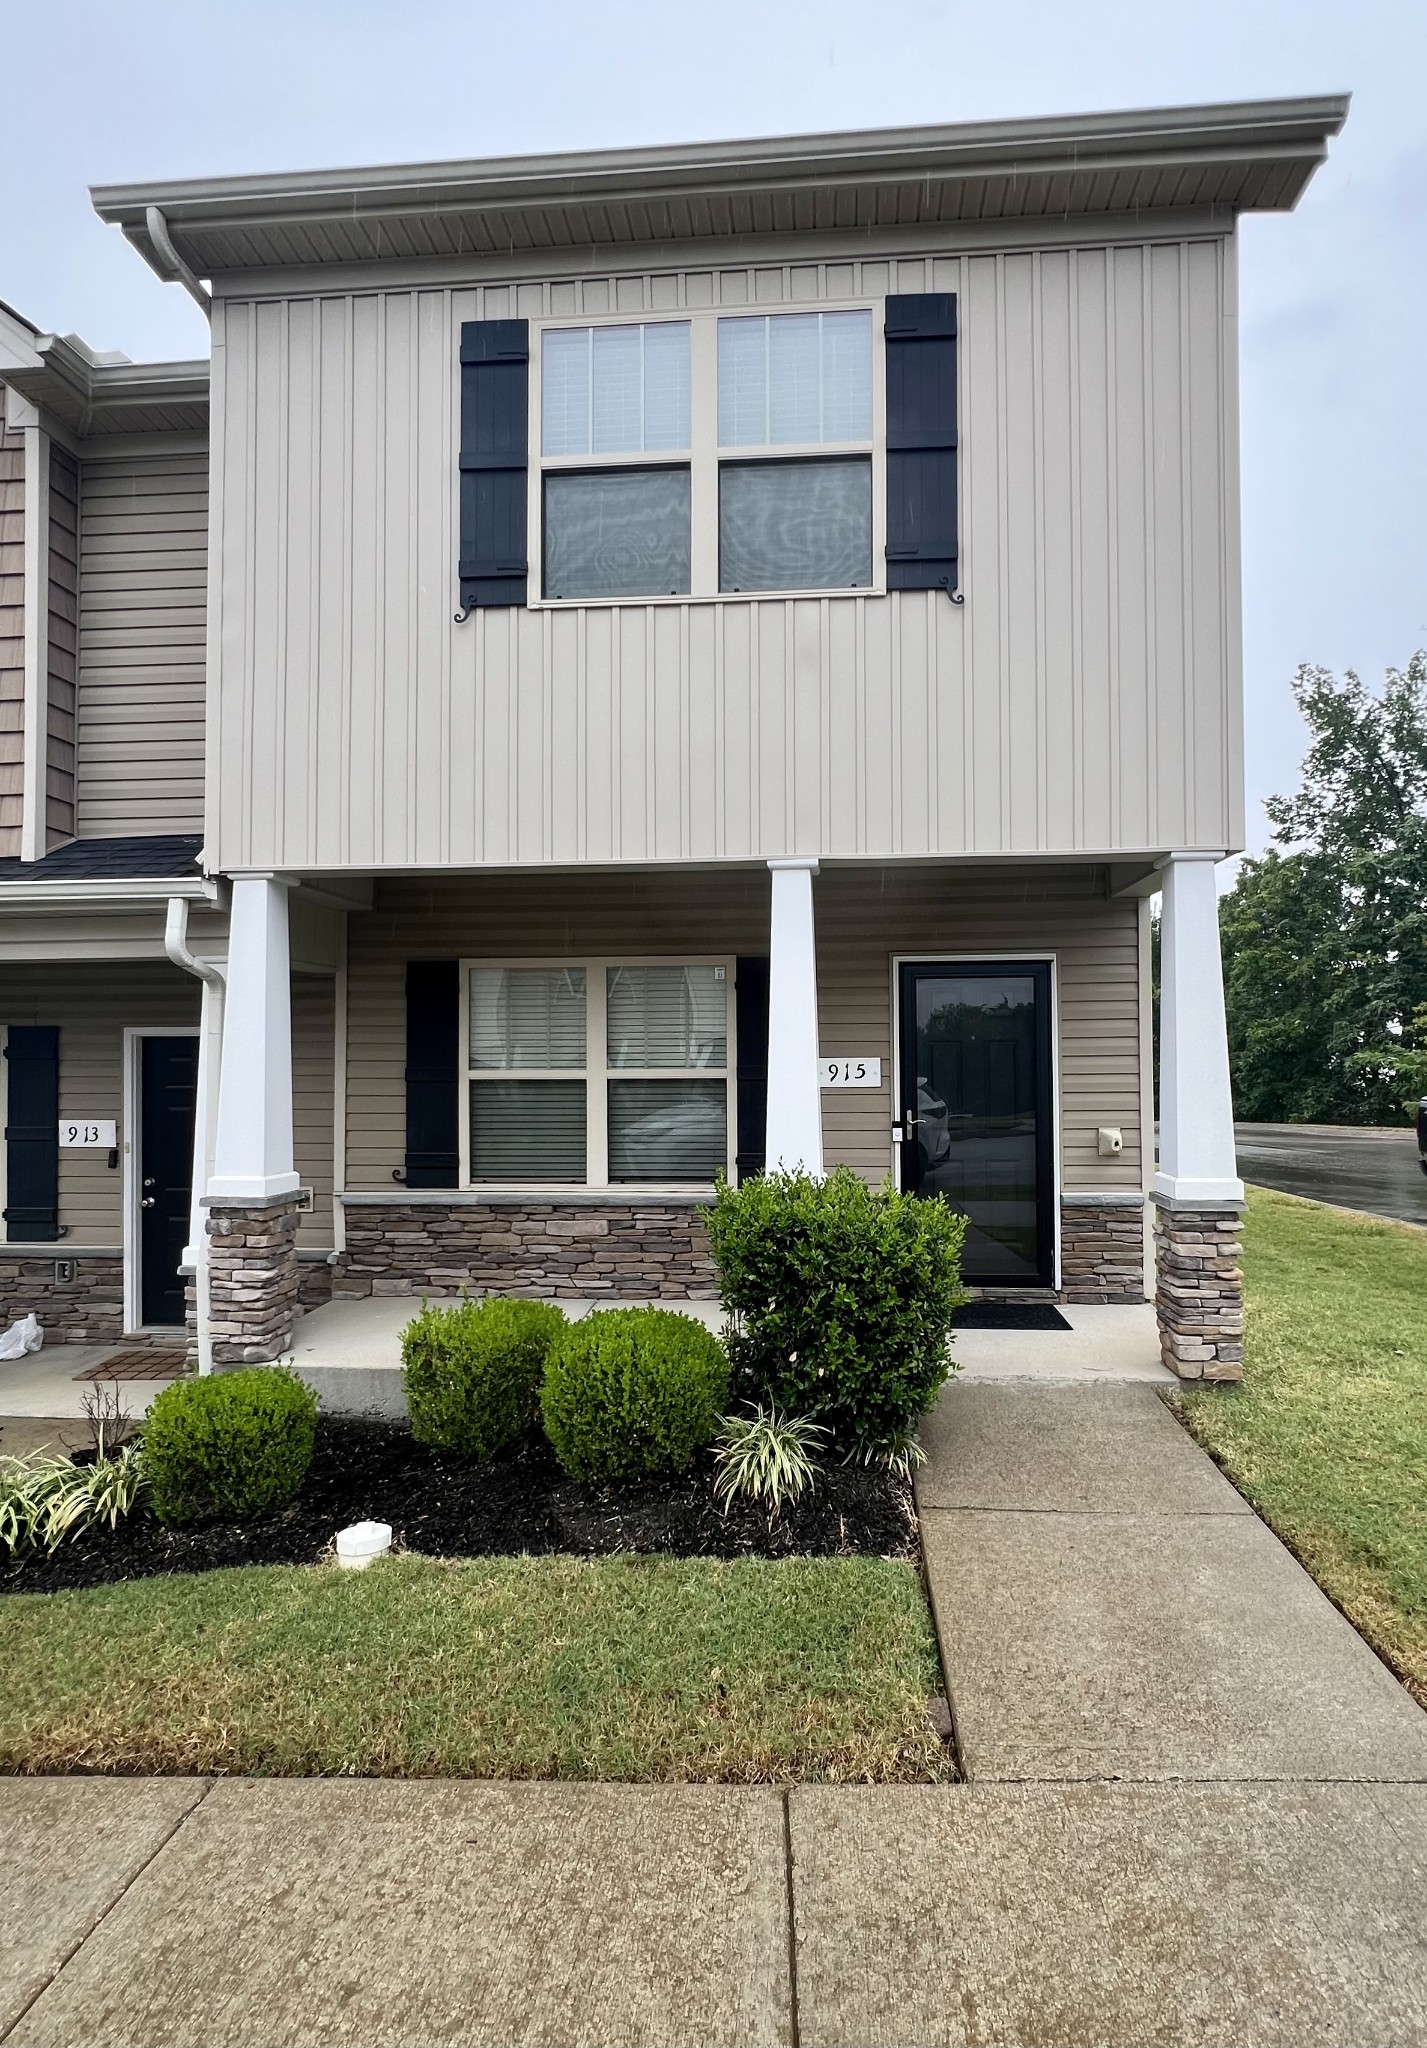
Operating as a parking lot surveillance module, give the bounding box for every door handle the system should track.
[140,1197,156,1209]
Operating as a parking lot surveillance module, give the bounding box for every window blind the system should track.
[469,967,586,1070]
[542,323,691,457]
[606,966,727,1069]
[717,311,872,448]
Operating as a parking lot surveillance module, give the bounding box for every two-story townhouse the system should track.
[1,97,1346,1385]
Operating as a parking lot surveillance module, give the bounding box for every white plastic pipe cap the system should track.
[335,1520,392,1570]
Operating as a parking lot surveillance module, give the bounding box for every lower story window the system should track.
[463,960,731,1185]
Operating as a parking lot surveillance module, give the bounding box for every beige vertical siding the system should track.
[212,235,1239,870]
[75,447,207,837]
[342,864,1142,1197]
[46,446,79,846]
[292,972,335,1247]
[2,963,200,1241]
[0,397,23,855]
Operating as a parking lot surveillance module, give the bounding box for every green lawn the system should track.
[1177,1184,1427,1707]
[0,1552,949,1781]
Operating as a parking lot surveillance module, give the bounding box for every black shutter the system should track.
[458,320,529,611]
[405,963,460,1189]
[4,1025,60,1241]
[884,294,958,595]
[734,956,770,1184]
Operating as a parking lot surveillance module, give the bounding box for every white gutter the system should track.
[165,896,225,1373]
[144,206,212,317]
[0,876,217,906]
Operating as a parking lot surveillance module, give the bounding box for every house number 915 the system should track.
[820,1059,881,1089]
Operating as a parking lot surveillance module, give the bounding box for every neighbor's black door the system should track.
[897,961,1054,1287]
[139,1036,199,1326]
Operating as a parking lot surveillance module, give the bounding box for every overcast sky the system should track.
[3,0,1422,858]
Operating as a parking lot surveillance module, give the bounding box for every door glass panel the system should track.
[904,970,1043,1282]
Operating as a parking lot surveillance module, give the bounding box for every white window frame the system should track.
[528,300,887,608]
[458,956,738,1191]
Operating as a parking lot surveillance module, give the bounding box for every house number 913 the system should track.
[820,1058,881,1089]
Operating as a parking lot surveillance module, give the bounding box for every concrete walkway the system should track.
[4,1382,1427,2045]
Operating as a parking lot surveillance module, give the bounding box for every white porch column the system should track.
[765,858,824,1176]
[208,875,299,1202]
[1154,852,1243,1206]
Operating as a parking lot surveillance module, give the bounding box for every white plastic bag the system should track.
[0,1313,43,1360]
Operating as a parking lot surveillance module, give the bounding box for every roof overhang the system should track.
[92,95,1349,281]
[0,335,208,437]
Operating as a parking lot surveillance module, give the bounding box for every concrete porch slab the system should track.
[920,1506,1427,1782]
[0,1345,175,1421]
[0,1778,210,2038]
[790,1782,1427,2048]
[916,1380,1250,1514]
[289,1294,728,1413]
[9,1780,792,2048]
[950,1302,1173,1382]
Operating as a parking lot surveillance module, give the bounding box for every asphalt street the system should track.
[1234,1121,1427,1227]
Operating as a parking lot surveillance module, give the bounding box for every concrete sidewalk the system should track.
[4,1381,1427,2046]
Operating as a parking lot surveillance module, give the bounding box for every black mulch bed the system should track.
[2,1416,917,1596]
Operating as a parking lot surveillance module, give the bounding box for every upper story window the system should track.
[538,308,875,603]
[456,294,956,615]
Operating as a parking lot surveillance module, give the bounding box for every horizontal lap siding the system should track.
[292,973,335,1247]
[342,865,1142,1194]
[344,869,770,1191]
[2,965,200,1241]
[3,967,336,1246]
[214,238,1238,870]
[0,398,24,855]
[46,448,79,845]
[76,451,208,837]
[817,868,1144,1189]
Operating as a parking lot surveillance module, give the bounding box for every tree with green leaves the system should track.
[1219,653,1427,1125]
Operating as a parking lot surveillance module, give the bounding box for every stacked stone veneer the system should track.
[1058,1200,1147,1302]
[205,1198,301,1365]
[1153,1201,1245,1382]
[0,1254,125,1343]
[336,1201,718,1300]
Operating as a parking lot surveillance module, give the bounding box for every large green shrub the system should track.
[402,1298,566,1459]
[143,1367,318,1525]
[706,1168,966,1449]
[541,1308,729,1484]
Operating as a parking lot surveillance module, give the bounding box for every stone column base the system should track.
[205,1196,301,1367]
[1153,1198,1244,1383]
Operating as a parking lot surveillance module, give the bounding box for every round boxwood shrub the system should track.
[143,1366,319,1525]
[706,1166,967,1451]
[402,1297,566,1459]
[541,1307,729,1484]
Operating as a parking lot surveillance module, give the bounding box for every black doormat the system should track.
[952,1303,1072,1331]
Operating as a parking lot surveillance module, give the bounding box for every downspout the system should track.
[144,206,212,317]
[165,897,224,1373]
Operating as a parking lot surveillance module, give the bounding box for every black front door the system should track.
[897,961,1054,1288]
[139,1036,198,1326]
